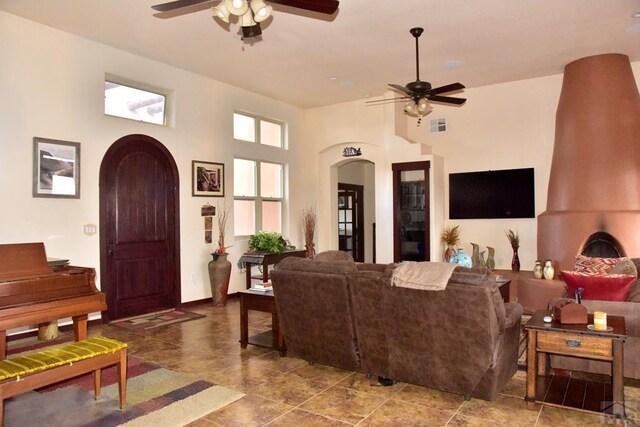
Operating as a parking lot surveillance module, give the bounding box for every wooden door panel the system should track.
[100,135,180,321]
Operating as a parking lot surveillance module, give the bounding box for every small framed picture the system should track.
[33,137,81,198]
[192,160,224,197]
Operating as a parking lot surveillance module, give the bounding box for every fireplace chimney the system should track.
[538,54,640,271]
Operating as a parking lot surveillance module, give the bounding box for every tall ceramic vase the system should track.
[208,253,231,307]
[511,249,520,272]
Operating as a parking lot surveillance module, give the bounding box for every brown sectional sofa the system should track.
[271,257,523,401]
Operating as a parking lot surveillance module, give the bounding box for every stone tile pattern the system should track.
[78,300,639,426]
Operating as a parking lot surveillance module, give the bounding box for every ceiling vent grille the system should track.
[430,118,447,133]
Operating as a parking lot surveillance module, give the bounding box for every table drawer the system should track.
[537,331,612,358]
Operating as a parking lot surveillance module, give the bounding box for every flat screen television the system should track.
[449,168,535,219]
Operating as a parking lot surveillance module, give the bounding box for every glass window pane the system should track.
[104,81,166,125]
[234,159,256,197]
[233,113,256,142]
[234,200,255,236]
[260,162,282,198]
[262,201,281,233]
[260,120,282,147]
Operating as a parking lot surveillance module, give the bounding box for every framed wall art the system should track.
[192,160,224,197]
[33,137,81,198]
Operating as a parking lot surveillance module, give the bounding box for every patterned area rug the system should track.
[5,339,243,426]
[110,309,206,332]
[518,314,532,368]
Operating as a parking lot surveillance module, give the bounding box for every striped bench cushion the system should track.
[0,336,127,381]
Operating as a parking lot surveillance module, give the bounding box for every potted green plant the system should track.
[248,231,287,254]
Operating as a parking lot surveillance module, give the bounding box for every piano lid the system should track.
[0,243,53,281]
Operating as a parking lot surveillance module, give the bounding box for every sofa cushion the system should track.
[314,250,355,262]
[275,256,358,275]
[574,254,625,275]
[449,267,496,286]
[612,258,638,276]
[561,270,636,301]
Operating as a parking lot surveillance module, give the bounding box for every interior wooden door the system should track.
[338,183,364,262]
[99,134,180,321]
[392,161,430,262]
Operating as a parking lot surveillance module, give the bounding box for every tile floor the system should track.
[82,300,639,426]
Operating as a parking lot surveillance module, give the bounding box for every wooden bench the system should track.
[0,336,127,426]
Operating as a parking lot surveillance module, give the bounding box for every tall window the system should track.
[234,159,283,235]
[233,111,286,236]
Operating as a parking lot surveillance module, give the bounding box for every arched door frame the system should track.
[98,134,181,321]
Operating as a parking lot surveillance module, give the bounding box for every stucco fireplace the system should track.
[537,53,640,272]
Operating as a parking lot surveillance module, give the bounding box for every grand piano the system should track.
[0,242,106,358]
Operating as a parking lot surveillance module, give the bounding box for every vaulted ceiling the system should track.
[1,0,639,108]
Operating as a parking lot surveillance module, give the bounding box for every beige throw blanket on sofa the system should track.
[391,261,457,290]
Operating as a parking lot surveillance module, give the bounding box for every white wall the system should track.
[306,62,640,270]
[0,11,311,304]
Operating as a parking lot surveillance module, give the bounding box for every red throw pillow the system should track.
[560,271,636,302]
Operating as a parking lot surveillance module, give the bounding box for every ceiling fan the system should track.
[152,0,339,39]
[368,27,466,124]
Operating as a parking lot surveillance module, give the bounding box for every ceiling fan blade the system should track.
[365,96,410,104]
[427,82,465,95]
[268,0,339,14]
[151,0,211,12]
[427,95,466,105]
[388,84,413,96]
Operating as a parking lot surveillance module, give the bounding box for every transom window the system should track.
[233,112,283,148]
[234,159,283,235]
[104,77,167,125]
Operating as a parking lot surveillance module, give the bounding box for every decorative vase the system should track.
[533,260,544,279]
[511,249,520,272]
[208,253,231,307]
[471,243,480,267]
[450,248,472,268]
[444,244,457,263]
[543,260,555,280]
[486,247,495,270]
[478,251,486,268]
[305,243,316,259]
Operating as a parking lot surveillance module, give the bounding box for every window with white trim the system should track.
[234,159,283,235]
[233,112,283,148]
[104,77,167,125]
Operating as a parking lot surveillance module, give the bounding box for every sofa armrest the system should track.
[504,302,523,329]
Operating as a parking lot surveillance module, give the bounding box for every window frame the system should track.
[104,74,171,126]
[233,158,284,236]
[233,111,285,149]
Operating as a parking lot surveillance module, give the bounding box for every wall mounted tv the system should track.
[449,168,535,219]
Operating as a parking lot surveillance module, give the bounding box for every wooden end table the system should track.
[525,310,626,419]
[239,289,286,356]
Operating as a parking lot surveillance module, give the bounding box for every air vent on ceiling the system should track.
[430,118,447,133]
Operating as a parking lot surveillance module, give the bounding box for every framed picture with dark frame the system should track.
[33,137,81,198]
[192,160,225,197]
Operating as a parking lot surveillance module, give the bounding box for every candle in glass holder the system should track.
[593,311,607,330]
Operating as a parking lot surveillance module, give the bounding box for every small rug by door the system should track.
[110,309,206,332]
[4,355,243,426]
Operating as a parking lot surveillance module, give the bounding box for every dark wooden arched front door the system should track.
[99,134,180,321]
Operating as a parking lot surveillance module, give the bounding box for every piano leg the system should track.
[0,330,5,359]
[73,314,88,341]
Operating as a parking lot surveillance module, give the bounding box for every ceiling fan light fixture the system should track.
[404,101,417,114]
[251,0,272,22]
[240,9,256,27]
[417,98,431,114]
[225,0,248,16]
[212,3,231,23]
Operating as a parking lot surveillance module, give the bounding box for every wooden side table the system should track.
[239,289,286,356]
[239,249,306,289]
[525,310,626,419]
